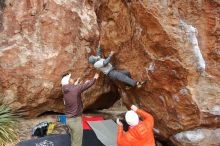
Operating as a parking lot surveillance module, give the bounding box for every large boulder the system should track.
[0,0,118,117]
[0,0,220,145]
[95,0,220,145]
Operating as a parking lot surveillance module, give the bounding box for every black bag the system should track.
[32,122,50,137]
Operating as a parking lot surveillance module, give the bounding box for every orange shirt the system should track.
[117,109,155,146]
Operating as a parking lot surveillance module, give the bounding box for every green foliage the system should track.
[0,103,19,145]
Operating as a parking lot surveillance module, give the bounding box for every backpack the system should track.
[32,121,50,137]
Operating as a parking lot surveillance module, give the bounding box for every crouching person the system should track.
[61,72,99,146]
[116,105,155,146]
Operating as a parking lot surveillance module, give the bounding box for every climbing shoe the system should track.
[137,81,146,88]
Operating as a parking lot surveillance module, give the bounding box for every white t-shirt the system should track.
[94,59,113,74]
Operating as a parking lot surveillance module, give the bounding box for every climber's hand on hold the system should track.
[86,47,91,53]
[110,51,115,56]
[94,73,100,79]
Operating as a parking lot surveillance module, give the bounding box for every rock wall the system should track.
[0,0,220,145]
[95,0,220,145]
[0,0,118,117]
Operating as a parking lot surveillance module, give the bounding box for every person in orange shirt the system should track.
[116,105,155,146]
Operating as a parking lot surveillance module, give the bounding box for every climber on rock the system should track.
[116,105,155,146]
[61,72,99,146]
[88,47,145,88]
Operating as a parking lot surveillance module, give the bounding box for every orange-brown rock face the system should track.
[0,0,220,145]
[96,0,220,145]
[0,0,118,117]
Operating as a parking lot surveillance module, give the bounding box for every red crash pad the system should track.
[82,117,104,130]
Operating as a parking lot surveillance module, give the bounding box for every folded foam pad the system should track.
[18,134,71,146]
[82,116,104,130]
[83,130,104,146]
[88,119,118,146]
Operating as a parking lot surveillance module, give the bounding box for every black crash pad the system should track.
[83,130,104,146]
[18,130,104,146]
[18,134,71,146]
